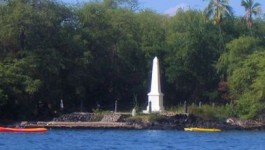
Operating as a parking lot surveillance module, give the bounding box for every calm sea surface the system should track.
[0,129,264,150]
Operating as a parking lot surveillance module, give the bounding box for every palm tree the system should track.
[204,0,233,26]
[241,0,261,30]
[204,0,233,50]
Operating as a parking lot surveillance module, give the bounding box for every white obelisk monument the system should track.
[143,56,164,113]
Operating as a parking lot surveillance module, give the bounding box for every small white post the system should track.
[60,99,64,110]
[115,100,118,113]
[132,108,136,117]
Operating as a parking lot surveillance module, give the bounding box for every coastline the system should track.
[12,112,265,131]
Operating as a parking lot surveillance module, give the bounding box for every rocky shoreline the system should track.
[13,112,265,130]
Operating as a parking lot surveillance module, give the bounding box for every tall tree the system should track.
[103,0,138,10]
[216,36,260,76]
[204,0,233,50]
[165,10,220,104]
[204,0,233,26]
[229,51,265,119]
[0,0,82,119]
[241,0,262,31]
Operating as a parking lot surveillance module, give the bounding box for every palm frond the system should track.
[204,0,233,25]
[241,0,261,29]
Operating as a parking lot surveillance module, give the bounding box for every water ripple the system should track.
[0,129,265,150]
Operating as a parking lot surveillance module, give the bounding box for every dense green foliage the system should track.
[0,0,265,120]
[189,104,235,121]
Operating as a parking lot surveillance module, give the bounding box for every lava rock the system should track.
[53,112,95,122]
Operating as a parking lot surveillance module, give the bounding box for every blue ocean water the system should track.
[0,129,264,150]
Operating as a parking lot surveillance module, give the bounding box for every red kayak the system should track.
[0,127,48,133]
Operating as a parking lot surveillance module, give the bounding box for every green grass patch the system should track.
[188,104,236,121]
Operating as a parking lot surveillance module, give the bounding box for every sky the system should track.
[138,0,264,16]
[63,0,265,17]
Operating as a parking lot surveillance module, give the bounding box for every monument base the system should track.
[142,106,164,114]
[143,93,164,114]
[142,110,164,114]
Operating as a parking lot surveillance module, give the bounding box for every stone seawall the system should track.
[53,112,95,122]
[18,113,265,130]
[23,121,136,129]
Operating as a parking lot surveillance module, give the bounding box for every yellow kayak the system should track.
[0,127,48,133]
[184,127,221,132]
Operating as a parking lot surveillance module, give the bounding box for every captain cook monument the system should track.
[143,56,164,113]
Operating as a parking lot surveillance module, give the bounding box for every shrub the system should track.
[188,104,235,121]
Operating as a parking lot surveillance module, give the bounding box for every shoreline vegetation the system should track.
[7,111,265,131]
